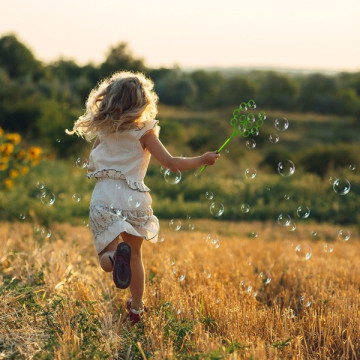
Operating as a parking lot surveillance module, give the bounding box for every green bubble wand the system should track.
[198,100,266,174]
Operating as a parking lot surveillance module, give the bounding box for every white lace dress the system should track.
[87,120,160,254]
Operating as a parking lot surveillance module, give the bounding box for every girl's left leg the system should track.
[121,232,144,310]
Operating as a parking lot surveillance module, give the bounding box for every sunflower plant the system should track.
[0,126,42,189]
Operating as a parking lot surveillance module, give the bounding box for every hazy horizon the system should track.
[1,0,359,72]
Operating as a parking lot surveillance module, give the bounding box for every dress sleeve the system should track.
[134,120,160,140]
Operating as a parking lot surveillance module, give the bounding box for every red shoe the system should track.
[126,298,145,325]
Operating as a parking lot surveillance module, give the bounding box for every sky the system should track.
[1,0,360,71]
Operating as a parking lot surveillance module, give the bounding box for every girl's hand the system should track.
[202,151,220,166]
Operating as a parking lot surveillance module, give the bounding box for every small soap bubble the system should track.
[283,308,296,319]
[72,193,81,203]
[56,138,61,143]
[323,243,334,254]
[75,157,88,169]
[247,100,256,109]
[278,160,295,177]
[204,191,214,200]
[284,194,291,200]
[224,148,230,154]
[297,206,310,219]
[185,215,195,231]
[349,164,356,171]
[19,213,26,220]
[178,274,186,282]
[328,176,337,185]
[258,111,267,120]
[158,234,165,243]
[286,221,297,232]
[209,202,224,217]
[274,117,289,131]
[40,190,56,206]
[332,178,350,195]
[278,213,291,227]
[41,227,51,239]
[338,229,350,242]
[269,133,279,144]
[206,234,220,248]
[294,244,312,261]
[36,181,45,190]
[177,309,182,315]
[245,168,257,179]
[202,270,212,279]
[240,279,253,294]
[251,128,260,136]
[239,102,248,111]
[241,203,250,213]
[300,294,313,308]
[128,195,141,208]
[311,230,319,239]
[160,166,165,174]
[33,225,40,234]
[258,271,272,285]
[249,231,258,238]
[169,219,182,231]
[82,220,89,227]
[245,139,256,149]
[164,169,182,185]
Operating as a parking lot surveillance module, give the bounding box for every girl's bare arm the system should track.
[141,130,220,171]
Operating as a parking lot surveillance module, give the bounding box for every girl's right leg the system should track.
[98,237,119,272]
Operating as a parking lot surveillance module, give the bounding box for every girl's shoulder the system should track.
[132,119,160,140]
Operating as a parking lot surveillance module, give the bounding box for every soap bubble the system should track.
[72,193,81,203]
[164,169,182,184]
[245,139,256,149]
[274,117,289,131]
[269,133,279,144]
[332,178,350,195]
[283,308,296,319]
[239,102,248,111]
[286,221,297,232]
[41,227,51,239]
[278,213,291,227]
[249,231,258,238]
[169,219,182,231]
[300,294,313,308]
[311,230,319,239]
[251,128,260,136]
[209,202,224,217]
[247,100,256,109]
[206,234,220,248]
[278,160,295,177]
[36,181,45,190]
[178,273,186,282]
[323,243,334,254]
[258,111,266,120]
[185,215,195,231]
[202,270,212,279]
[349,164,356,171]
[128,195,141,208]
[297,206,310,219]
[294,244,312,261]
[158,234,165,243]
[240,279,253,294]
[245,168,257,179]
[75,157,88,169]
[204,191,214,200]
[258,271,272,286]
[19,213,26,220]
[224,148,230,154]
[159,166,165,174]
[284,194,291,200]
[240,203,250,213]
[328,176,337,185]
[40,190,56,206]
[338,229,350,242]
[56,138,61,143]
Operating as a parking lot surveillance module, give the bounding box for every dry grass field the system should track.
[0,220,359,359]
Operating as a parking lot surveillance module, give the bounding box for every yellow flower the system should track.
[21,166,29,175]
[0,143,14,156]
[10,169,19,178]
[0,127,3,137]
[0,163,7,171]
[4,178,14,189]
[17,150,25,159]
[27,146,42,160]
[6,133,21,145]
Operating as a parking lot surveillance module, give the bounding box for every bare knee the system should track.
[99,251,114,272]
[121,233,143,258]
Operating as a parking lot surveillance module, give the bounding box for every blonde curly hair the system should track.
[66,71,158,141]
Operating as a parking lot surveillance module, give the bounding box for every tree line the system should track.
[1,34,360,157]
